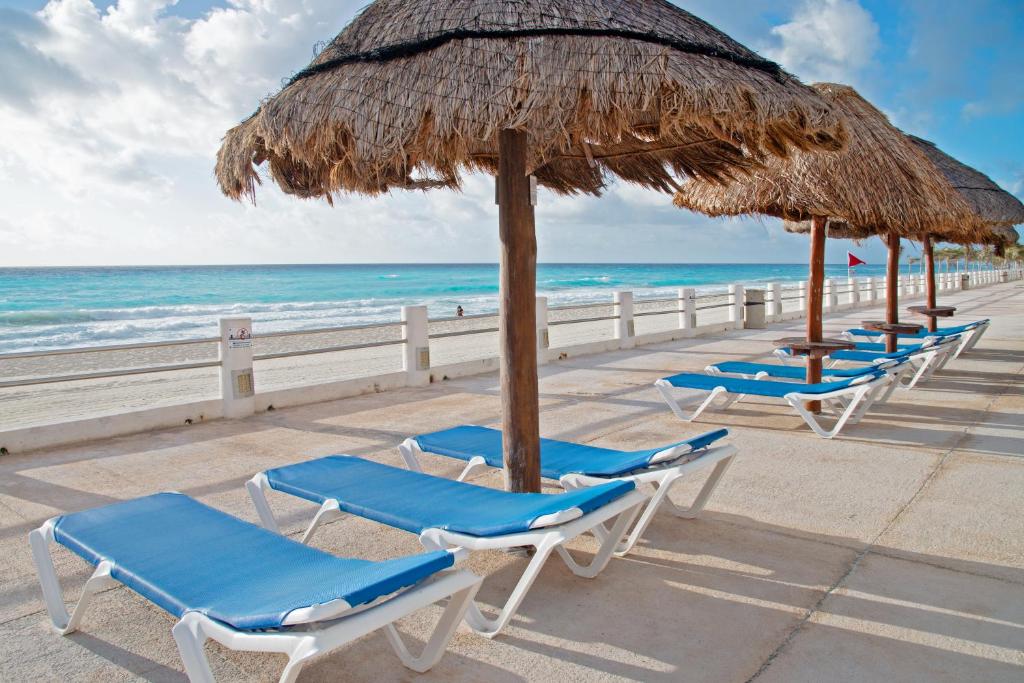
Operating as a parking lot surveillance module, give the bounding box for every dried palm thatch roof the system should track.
[782,218,873,240]
[907,136,1024,228]
[989,225,1019,245]
[782,133,1024,244]
[673,83,979,240]
[784,220,1019,250]
[216,0,848,201]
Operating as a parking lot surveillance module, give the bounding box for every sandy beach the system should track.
[0,294,763,430]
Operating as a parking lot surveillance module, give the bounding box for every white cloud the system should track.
[762,0,880,85]
[0,0,916,267]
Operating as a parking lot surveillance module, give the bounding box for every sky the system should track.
[0,0,1021,267]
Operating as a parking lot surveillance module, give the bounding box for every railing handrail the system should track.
[0,336,221,361]
[0,360,222,388]
[4,270,1012,390]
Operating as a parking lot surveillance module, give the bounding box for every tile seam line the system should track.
[744,358,1022,682]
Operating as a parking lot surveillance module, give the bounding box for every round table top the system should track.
[861,320,923,335]
[773,337,856,358]
[907,305,957,318]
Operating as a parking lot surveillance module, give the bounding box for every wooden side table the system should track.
[773,337,856,413]
[907,305,956,333]
[862,321,923,353]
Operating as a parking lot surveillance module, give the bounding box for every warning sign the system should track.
[227,326,252,349]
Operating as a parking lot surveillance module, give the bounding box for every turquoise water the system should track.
[0,263,949,352]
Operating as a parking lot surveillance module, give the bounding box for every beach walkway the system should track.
[1,282,1021,682]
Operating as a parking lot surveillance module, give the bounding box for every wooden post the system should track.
[923,234,937,333]
[497,129,540,493]
[806,216,826,412]
[886,231,901,353]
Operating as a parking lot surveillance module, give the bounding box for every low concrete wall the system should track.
[1,399,223,453]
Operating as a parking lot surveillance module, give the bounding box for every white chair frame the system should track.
[654,373,890,439]
[248,473,647,638]
[30,518,481,682]
[398,437,738,557]
[705,360,911,404]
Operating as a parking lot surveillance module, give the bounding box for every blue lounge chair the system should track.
[707,360,890,380]
[654,370,889,439]
[397,425,738,558]
[774,335,960,389]
[706,358,909,403]
[845,319,988,357]
[248,456,647,637]
[30,493,481,682]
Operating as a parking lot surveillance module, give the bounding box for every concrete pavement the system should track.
[1,282,1021,681]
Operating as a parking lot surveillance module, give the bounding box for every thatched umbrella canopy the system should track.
[907,136,1024,229]
[673,84,976,236]
[987,226,1020,254]
[675,83,978,363]
[783,134,1024,332]
[904,135,1024,326]
[217,1,847,201]
[215,0,848,491]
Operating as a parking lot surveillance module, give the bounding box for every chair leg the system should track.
[301,500,346,545]
[455,457,488,482]
[663,455,736,519]
[432,536,559,638]
[904,353,935,389]
[656,382,726,422]
[246,475,281,533]
[30,524,117,636]
[277,643,319,683]
[582,453,737,557]
[878,371,902,402]
[397,439,423,472]
[172,614,217,683]
[555,500,642,574]
[788,386,870,439]
[382,579,480,673]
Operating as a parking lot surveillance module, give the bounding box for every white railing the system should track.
[1,266,1020,452]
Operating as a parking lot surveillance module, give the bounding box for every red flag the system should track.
[848,252,867,267]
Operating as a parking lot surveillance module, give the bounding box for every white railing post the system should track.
[402,305,430,386]
[219,317,255,419]
[615,291,635,349]
[728,284,744,329]
[678,287,696,331]
[865,277,876,303]
[535,296,549,366]
[798,281,807,312]
[770,282,782,320]
[847,276,859,306]
[825,278,837,311]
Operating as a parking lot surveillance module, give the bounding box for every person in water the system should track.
[456,305,464,317]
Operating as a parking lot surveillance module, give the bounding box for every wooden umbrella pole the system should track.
[885,230,901,352]
[923,233,938,332]
[497,129,541,493]
[806,215,826,412]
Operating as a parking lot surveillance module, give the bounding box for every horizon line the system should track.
[0,260,935,270]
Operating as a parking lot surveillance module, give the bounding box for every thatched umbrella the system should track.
[675,83,977,374]
[215,0,848,492]
[905,136,1024,328]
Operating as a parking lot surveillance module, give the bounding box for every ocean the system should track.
[0,263,931,352]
